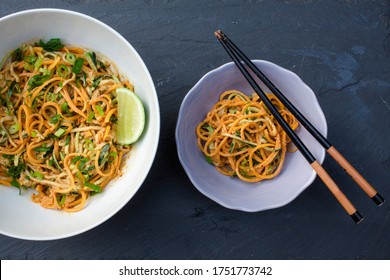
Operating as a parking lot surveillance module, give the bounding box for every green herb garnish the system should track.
[49,114,62,124]
[6,164,26,178]
[11,48,22,61]
[28,74,50,89]
[10,179,22,195]
[33,144,52,153]
[38,38,64,51]
[72,58,84,74]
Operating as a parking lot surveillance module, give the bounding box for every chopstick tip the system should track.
[214,30,223,40]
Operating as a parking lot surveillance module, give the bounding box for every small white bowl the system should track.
[176,60,327,212]
[0,9,160,240]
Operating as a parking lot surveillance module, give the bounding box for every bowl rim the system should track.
[0,8,160,240]
[175,60,327,212]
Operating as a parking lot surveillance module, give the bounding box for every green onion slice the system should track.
[54,127,66,137]
[95,105,104,116]
[84,52,97,72]
[84,181,102,193]
[87,111,94,123]
[34,56,43,68]
[58,194,66,206]
[57,64,69,78]
[32,171,44,180]
[8,123,20,134]
[65,53,76,64]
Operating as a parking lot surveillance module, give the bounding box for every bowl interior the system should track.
[176,60,327,212]
[0,9,160,240]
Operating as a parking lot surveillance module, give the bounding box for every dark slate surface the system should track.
[1,0,389,260]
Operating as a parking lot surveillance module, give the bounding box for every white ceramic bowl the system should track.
[176,60,327,212]
[0,9,160,240]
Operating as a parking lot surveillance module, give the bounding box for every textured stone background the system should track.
[0,0,389,259]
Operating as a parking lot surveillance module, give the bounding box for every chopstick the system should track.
[214,30,364,223]
[217,30,385,207]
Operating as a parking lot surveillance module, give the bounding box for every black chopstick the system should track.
[215,30,363,223]
[218,30,384,207]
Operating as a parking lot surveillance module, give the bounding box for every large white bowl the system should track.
[176,61,327,212]
[0,9,160,240]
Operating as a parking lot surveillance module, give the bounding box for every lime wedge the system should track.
[116,87,145,145]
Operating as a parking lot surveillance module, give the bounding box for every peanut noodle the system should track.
[0,39,132,212]
[196,90,298,182]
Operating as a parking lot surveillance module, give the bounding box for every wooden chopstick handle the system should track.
[327,146,385,206]
[311,161,363,223]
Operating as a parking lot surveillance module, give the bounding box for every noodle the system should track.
[0,39,133,212]
[196,90,299,182]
